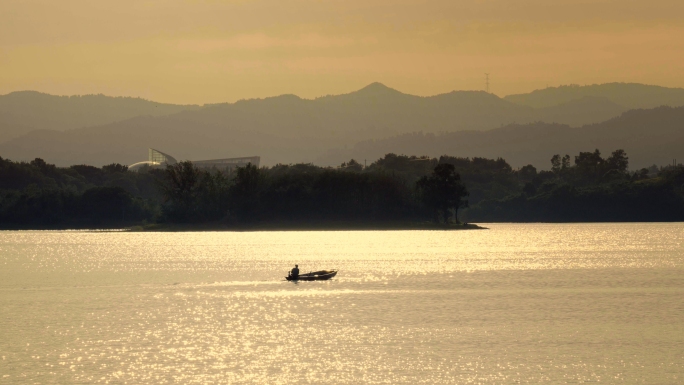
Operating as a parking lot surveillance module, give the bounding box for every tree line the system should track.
[158,159,468,226]
[0,157,159,227]
[465,149,684,222]
[1,149,683,228]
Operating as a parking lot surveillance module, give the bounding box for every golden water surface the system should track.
[1,223,683,384]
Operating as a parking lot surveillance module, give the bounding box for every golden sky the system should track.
[1,0,683,104]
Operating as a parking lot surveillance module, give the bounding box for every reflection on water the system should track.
[1,223,683,383]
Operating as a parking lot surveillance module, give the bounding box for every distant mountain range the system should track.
[504,83,684,109]
[1,82,683,168]
[0,91,199,142]
[320,106,684,170]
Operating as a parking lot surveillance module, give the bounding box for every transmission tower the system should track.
[485,73,490,93]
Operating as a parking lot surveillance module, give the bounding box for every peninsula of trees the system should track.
[1,149,683,230]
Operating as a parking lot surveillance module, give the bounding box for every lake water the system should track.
[1,223,683,384]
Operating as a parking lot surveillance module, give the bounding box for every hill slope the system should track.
[504,83,684,109]
[319,106,684,170]
[0,91,200,142]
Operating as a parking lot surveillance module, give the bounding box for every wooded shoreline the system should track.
[2,150,684,229]
[128,221,487,232]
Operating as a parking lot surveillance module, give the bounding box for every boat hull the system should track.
[286,270,337,281]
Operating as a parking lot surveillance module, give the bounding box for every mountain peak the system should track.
[354,82,403,96]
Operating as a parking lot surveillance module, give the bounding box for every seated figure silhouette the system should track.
[290,264,300,279]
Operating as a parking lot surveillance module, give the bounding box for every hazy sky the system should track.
[1,0,683,104]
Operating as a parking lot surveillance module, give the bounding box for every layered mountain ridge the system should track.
[1,82,683,168]
[0,91,200,142]
[321,106,684,169]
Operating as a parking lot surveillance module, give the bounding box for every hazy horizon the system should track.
[2,81,520,105]
[2,0,684,104]
[3,81,684,106]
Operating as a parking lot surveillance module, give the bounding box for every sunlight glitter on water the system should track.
[1,223,683,384]
[3,224,684,282]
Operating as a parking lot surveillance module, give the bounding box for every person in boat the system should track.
[290,264,300,279]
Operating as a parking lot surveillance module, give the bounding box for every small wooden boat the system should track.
[286,270,337,281]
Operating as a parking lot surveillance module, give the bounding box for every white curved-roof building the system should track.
[128,160,161,171]
[129,148,260,172]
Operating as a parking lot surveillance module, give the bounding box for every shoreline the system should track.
[8,220,684,231]
[128,221,488,232]
[0,221,487,231]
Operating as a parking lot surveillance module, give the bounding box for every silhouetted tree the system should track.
[159,161,202,222]
[340,159,363,172]
[561,155,571,170]
[551,155,561,173]
[229,163,265,222]
[605,149,629,173]
[519,164,537,182]
[575,149,604,175]
[102,163,129,173]
[416,164,469,223]
[158,161,231,222]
